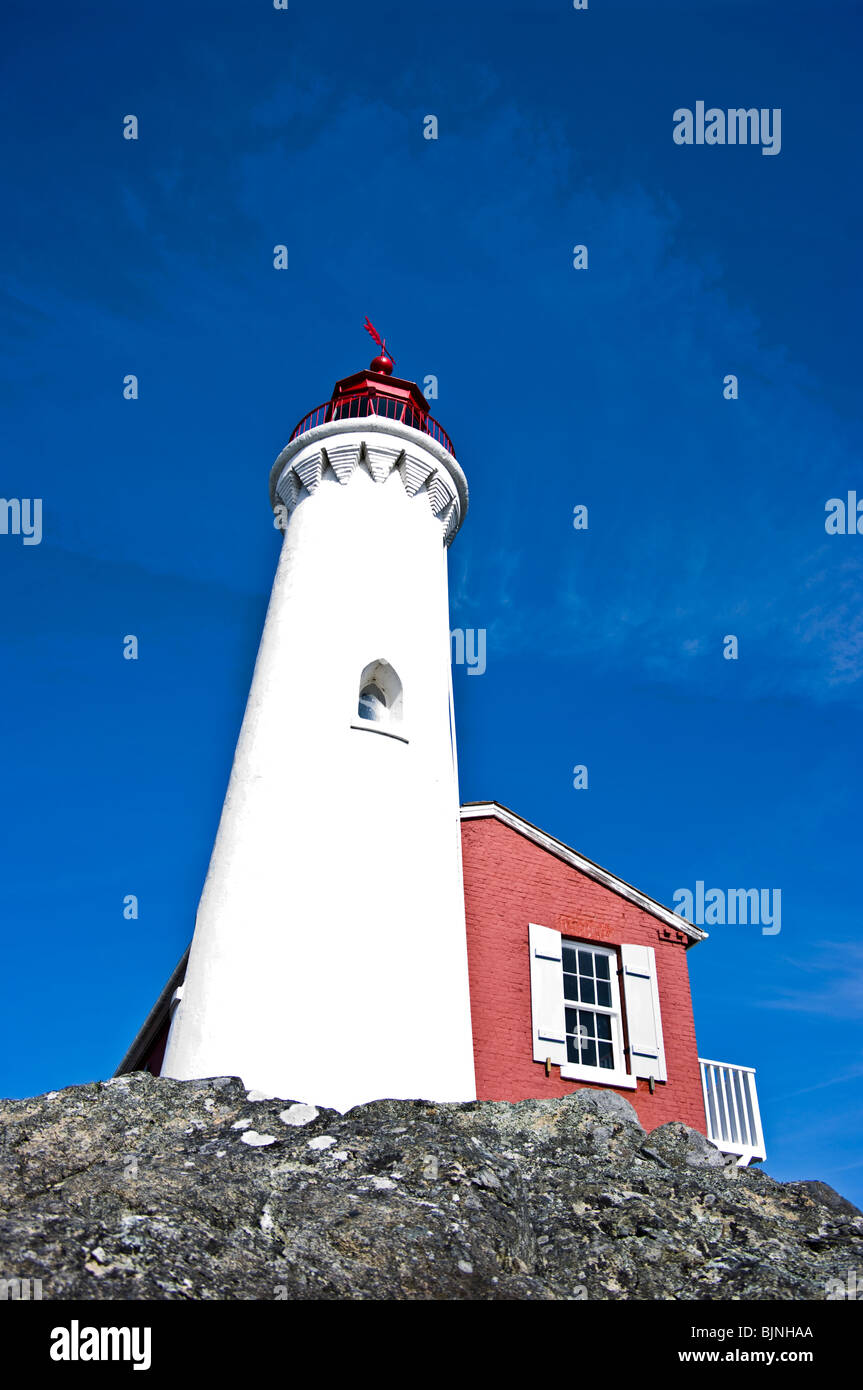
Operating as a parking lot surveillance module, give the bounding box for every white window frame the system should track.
[559,939,636,1089]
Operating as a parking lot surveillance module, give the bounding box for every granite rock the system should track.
[0,1073,859,1301]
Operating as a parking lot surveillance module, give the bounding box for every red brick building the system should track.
[461,803,707,1134]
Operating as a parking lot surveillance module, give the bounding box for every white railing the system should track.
[699,1058,766,1166]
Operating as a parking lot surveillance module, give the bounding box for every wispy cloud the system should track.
[773,1064,863,1102]
[765,943,863,1019]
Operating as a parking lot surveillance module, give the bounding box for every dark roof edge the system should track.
[114,945,191,1076]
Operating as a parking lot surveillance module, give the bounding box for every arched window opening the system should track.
[356,659,403,728]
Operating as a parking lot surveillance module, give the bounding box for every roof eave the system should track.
[459,801,708,945]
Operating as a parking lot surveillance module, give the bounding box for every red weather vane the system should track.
[363,318,394,373]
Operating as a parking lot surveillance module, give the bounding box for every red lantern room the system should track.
[288,324,456,457]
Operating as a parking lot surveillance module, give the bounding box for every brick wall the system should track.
[461,816,707,1134]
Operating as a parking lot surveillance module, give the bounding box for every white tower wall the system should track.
[161,416,477,1111]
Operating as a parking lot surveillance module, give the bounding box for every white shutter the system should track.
[620,943,667,1082]
[528,923,567,1065]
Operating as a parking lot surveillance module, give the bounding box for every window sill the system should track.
[560,1063,637,1090]
[350,723,410,745]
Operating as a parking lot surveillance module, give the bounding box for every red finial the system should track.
[363,317,394,375]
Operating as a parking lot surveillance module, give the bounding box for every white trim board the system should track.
[460,802,707,945]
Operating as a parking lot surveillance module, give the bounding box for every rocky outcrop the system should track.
[0,1073,859,1300]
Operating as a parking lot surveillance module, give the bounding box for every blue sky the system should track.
[2,1,862,1204]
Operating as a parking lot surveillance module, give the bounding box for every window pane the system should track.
[596,1014,612,1041]
[577,949,593,976]
[596,980,612,1008]
[575,1011,595,1044]
[581,1039,597,1067]
[562,945,579,974]
[598,1041,614,1069]
[564,1007,580,1035]
[595,954,610,980]
[579,976,595,1005]
[563,972,579,1003]
[357,694,379,722]
[358,683,386,723]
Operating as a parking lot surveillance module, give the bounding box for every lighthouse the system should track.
[160,334,477,1111]
[120,335,766,1168]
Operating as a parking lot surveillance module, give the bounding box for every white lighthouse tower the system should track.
[161,335,477,1111]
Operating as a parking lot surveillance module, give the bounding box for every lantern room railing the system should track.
[289,393,455,458]
[699,1058,766,1166]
